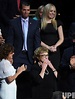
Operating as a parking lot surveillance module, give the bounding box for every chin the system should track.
[11,61,13,64]
[10,59,13,64]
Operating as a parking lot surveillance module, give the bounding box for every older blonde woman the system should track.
[31,46,58,99]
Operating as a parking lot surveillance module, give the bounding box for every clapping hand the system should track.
[17,64,27,74]
[21,64,27,71]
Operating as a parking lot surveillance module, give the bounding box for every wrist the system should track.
[41,69,45,75]
[54,45,57,48]
[46,45,50,49]
[53,69,57,72]
[42,68,46,72]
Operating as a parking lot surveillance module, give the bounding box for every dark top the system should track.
[40,20,63,70]
[31,63,57,99]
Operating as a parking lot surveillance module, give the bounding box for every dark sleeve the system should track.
[68,22,75,37]
[31,64,43,84]
[61,49,71,69]
[58,49,71,79]
[57,20,63,27]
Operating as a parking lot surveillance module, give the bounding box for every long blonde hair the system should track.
[41,3,57,30]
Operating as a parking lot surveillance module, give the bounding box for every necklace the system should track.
[45,69,49,75]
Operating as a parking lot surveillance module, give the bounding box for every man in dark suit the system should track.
[6,1,41,70]
[6,1,41,98]
[59,33,75,93]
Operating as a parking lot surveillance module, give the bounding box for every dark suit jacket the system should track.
[6,17,41,65]
[59,46,75,92]
[68,22,75,38]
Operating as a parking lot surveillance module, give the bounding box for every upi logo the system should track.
[62,92,75,99]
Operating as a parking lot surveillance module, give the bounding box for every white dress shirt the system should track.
[21,17,29,51]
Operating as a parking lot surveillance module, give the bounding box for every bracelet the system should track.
[53,69,56,72]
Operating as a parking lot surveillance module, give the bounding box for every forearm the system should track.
[48,62,58,78]
[6,72,20,84]
[41,41,49,49]
[54,38,64,48]
[50,66,58,78]
[39,69,45,79]
[53,70,58,78]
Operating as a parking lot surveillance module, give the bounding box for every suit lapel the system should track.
[27,18,33,37]
[17,17,24,38]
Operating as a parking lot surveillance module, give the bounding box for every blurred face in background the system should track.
[39,7,44,18]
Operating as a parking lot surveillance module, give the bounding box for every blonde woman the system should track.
[40,3,64,70]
